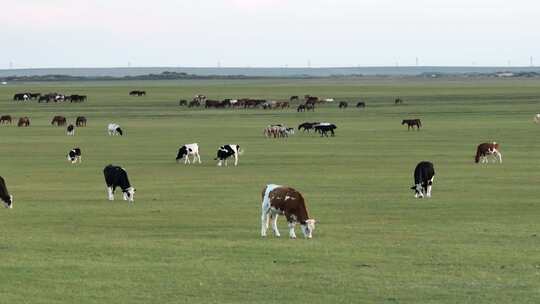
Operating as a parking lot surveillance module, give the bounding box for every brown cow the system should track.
[475,142,502,163]
[0,115,12,124]
[51,116,67,126]
[76,116,87,127]
[18,117,30,127]
[260,184,316,239]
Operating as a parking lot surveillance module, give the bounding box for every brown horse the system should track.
[76,116,87,127]
[18,117,30,127]
[0,115,12,124]
[402,119,421,131]
[51,116,67,126]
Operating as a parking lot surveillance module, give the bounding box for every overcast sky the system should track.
[1,0,539,68]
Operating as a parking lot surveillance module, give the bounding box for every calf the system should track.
[176,143,202,164]
[215,144,242,166]
[107,123,123,136]
[411,161,435,198]
[0,176,13,209]
[103,165,136,203]
[314,123,337,137]
[66,124,75,136]
[475,142,502,164]
[67,147,82,164]
[260,184,316,239]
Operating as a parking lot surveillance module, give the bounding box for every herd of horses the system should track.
[0,115,87,128]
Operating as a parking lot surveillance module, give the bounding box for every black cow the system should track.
[411,161,435,198]
[215,144,241,166]
[67,147,82,164]
[103,165,136,202]
[314,123,337,137]
[0,176,13,209]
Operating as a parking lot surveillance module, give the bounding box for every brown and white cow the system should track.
[475,142,502,163]
[261,184,316,239]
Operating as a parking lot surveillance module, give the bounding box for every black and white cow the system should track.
[0,176,13,209]
[67,147,82,164]
[176,143,201,164]
[107,123,123,136]
[215,144,242,166]
[411,161,435,198]
[66,124,75,136]
[103,165,136,203]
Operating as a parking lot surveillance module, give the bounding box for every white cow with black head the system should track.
[176,143,201,164]
[107,123,123,136]
[67,147,82,164]
[411,161,435,198]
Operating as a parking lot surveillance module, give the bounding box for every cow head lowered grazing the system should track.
[411,161,435,198]
[103,165,136,203]
[261,184,316,239]
[0,176,13,209]
[475,142,502,164]
[176,143,202,164]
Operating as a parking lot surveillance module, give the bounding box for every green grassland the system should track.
[0,78,539,303]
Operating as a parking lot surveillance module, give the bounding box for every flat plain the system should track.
[0,78,539,303]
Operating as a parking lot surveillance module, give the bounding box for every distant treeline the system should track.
[2,70,540,82]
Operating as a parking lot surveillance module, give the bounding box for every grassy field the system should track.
[0,78,539,303]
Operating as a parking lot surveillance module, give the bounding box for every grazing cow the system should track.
[298,122,320,132]
[475,142,502,164]
[103,165,136,202]
[76,116,87,127]
[129,90,146,96]
[314,123,337,137]
[66,124,75,136]
[13,93,30,101]
[67,147,82,164]
[176,143,202,164]
[215,144,242,166]
[411,161,435,198]
[534,114,540,123]
[17,117,30,127]
[179,99,187,106]
[297,104,306,112]
[305,102,315,111]
[0,115,12,124]
[0,176,13,209]
[356,102,366,108]
[395,98,404,104]
[107,123,123,136]
[260,184,316,239]
[51,116,67,126]
[402,119,421,131]
[339,101,348,108]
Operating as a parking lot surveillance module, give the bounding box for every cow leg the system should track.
[197,153,202,164]
[271,214,280,237]
[426,177,434,198]
[234,155,238,166]
[185,156,190,164]
[217,160,222,166]
[261,208,270,237]
[107,187,114,200]
[288,222,297,239]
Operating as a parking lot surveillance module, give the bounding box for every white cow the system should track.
[176,143,202,164]
[534,114,540,123]
[107,123,123,136]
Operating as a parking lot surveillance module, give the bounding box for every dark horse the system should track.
[395,98,404,105]
[129,90,146,96]
[356,102,366,108]
[338,101,348,108]
[402,119,421,131]
[298,122,320,132]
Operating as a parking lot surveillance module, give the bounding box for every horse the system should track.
[298,122,320,132]
[395,98,404,105]
[338,101,348,108]
[0,115,12,124]
[51,116,67,126]
[76,116,87,127]
[290,96,299,102]
[356,102,366,108]
[17,117,30,127]
[402,119,421,131]
[179,99,187,106]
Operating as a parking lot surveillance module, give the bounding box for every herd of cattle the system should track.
[13,92,87,103]
[0,91,512,239]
